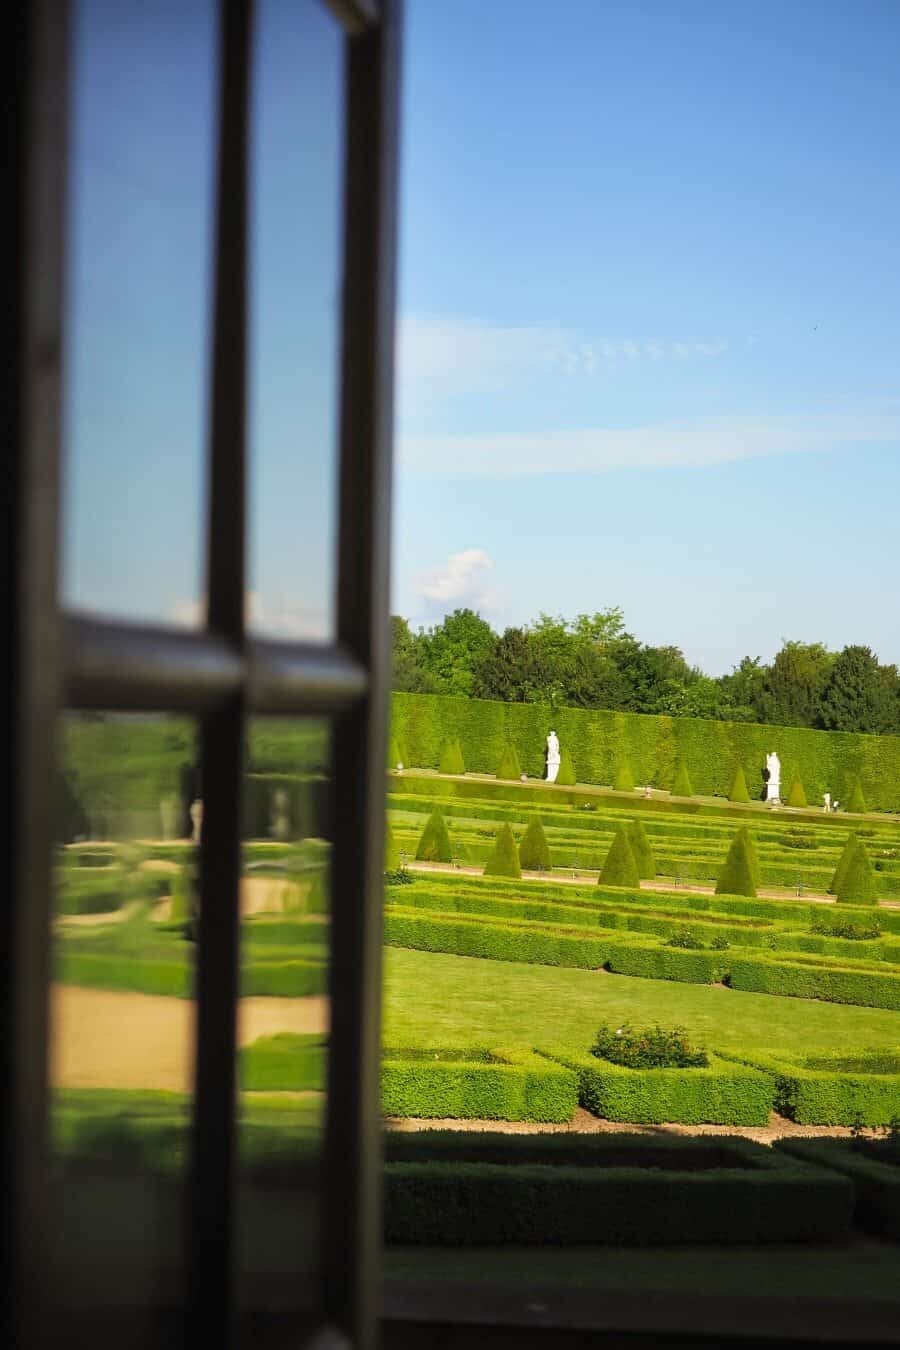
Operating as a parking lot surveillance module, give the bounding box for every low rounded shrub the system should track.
[591,1022,709,1069]
[666,928,705,950]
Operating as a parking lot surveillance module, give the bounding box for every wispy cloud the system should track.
[400,413,900,477]
[170,592,330,640]
[415,548,500,612]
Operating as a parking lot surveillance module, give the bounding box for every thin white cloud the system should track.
[415,548,500,611]
[169,592,330,640]
[400,413,900,477]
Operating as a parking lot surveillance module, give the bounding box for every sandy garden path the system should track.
[50,984,328,1093]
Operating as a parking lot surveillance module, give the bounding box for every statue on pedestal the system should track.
[765,751,781,804]
[546,730,561,784]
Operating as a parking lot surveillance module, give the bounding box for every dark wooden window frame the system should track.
[5,2,401,1347]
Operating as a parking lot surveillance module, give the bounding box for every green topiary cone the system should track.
[626,818,656,880]
[837,837,877,905]
[599,827,640,887]
[519,817,552,871]
[670,758,694,798]
[555,746,576,786]
[496,743,522,780]
[384,821,400,872]
[846,778,868,814]
[439,738,466,775]
[715,828,757,897]
[387,737,404,769]
[614,756,635,792]
[484,822,521,878]
[728,763,751,804]
[829,832,858,895]
[787,778,807,808]
[415,808,453,863]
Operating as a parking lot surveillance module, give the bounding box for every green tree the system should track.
[599,828,640,887]
[555,746,577,786]
[828,832,858,895]
[419,609,496,697]
[715,829,757,897]
[756,641,834,728]
[837,838,877,906]
[846,778,868,814]
[717,656,767,722]
[415,809,453,863]
[390,616,432,693]
[670,758,694,797]
[495,743,522,780]
[816,645,897,734]
[471,627,536,702]
[484,823,521,878]
[728,763,751,804]
[519,817,552,871]
[626,818,656,880]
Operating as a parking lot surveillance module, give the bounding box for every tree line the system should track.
[391,607,900,735]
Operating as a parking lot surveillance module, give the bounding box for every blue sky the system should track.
[62,0,900,673]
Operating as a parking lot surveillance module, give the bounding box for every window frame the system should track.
[5,2,401,1347]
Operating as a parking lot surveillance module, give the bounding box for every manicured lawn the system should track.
[382,947,900,1055]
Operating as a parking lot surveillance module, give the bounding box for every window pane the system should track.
[247,0,344,643]
[61,0,217,627]
[50,712,198,1329]
[237,718,331,1312]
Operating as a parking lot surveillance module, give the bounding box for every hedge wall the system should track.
[727,953,900,1011]
[56,950,328,999]
[391,692,900,811]
[539,1047,773,1125]
[718,1050,900,1127]
[776,1139,900,1240]
[380,1047,577,1122]
[239,1033,328,1091]
[383,1133,853,1246]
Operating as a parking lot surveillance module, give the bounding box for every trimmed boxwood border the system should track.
[538,1046,773,1125]
[383,1131,853,1245]
[717,1050,900,1126]
[380,1046,577,1122]
[776,1137,900,1240]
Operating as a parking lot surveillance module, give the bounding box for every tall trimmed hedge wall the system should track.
[390,692,900,812]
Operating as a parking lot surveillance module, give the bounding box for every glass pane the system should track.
[61,0,217,627]
[247,0,344,643]
[50,713,198,1330]
[237,718,332,1312]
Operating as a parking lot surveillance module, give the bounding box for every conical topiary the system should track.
[599,827,640,887]
[384,821,400,873]
[626,818,656,880]
[519,817,552,871]
[496,743,522,780]
[439,738,466,775]
[670,757,694,798]
[787,778,807,808]
[847,778,868,814]
[715,828,757,897]
[169,865,191,923]
[387,737,404,769]
[484,823,521,879]
[744,827,762,889]
[828,832,858,895]
[614,755,635,792]
[837,837,877,906]
[555,746,576,786]
[728,764,751,805]
[415,808,453,863]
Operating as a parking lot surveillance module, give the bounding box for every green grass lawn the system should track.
[382,947,900,1055]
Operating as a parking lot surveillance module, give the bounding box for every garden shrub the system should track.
[847,778,868,814]
[495,743,522,780]
[384,1132,851,1245]
[415,809,453,863]
[776,1138,900,1239]
[542,1047,774,1126]
[599,828,640,887]
[715,828,757,897]
[384,821,401,873]
[837,837,877,906]
[728,764,751,804]
[240,958,329,997]
[239,1032,328,1091]
[810,915,881,941]
[555,746,577,785]
[384,907,615,969]
[380,1047,577,1122]
[591,1023,708,1069]
[666,928,705,950]
[787,778,808,808]
[483,823,521,879]
[438,739,466,775]
[518,817,552,871]
[670,757,694,798]
[726,953,900,1011]
[723,1050,900,1127]
[829,833,858,895]
[626,817,656,880]
[614,756,635,793]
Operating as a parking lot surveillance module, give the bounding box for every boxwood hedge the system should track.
[539,1046,773,1124]
[383,1132,853,1246]
[776,1138,900,1240]
[380,1047,577,1122]
[718,1050,900,1126]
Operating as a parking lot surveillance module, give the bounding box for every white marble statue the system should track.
[190,798,204,844]
[546,730,561,784]
[765,751,781,804]
[823,792,832,813]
